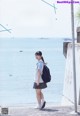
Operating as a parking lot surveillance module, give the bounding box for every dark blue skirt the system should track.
[33,82,47,89]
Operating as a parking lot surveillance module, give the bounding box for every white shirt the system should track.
[35,60,44,83]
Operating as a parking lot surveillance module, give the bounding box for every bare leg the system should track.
[36,89,41,107]
[40,91,44,103]
[40,91,46,109]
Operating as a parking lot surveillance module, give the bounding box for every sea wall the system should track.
[62,43,80,106]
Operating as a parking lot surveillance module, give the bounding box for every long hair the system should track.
[41,56,44,63]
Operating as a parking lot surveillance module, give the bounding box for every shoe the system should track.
[35,105,41,109]
[41,101,46,109]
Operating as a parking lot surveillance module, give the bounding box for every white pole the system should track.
[71,0,77,113]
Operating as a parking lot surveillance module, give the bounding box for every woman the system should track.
[33,51,47,109]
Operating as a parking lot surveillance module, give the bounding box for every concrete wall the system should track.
[62,43,80,106]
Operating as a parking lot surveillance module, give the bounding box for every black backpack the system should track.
[42,65,51,83]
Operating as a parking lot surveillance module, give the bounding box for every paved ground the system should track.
[1,105,80,116]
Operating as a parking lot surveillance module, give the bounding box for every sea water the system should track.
[0,38,65,106]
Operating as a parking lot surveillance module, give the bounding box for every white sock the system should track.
[38,103,41,107]
[42,99,45,104]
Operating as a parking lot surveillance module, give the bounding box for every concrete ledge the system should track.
[62,43,80,106]
[68,42,80,47]
[63,42,80,58]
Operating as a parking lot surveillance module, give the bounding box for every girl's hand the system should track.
[36,81,39,86]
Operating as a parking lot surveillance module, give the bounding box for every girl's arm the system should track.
[36,69,41,85]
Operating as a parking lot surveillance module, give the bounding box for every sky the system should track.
[0,0,79,38]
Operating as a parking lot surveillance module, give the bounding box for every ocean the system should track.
[0,38,65,106]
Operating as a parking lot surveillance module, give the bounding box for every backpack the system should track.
[42,65,51,83]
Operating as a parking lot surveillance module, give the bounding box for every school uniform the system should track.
[33,60,47,89]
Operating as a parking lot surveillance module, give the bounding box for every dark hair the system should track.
[41,56,44,63]
[35,51,45,63]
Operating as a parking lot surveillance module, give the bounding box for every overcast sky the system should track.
[0,0,79,38]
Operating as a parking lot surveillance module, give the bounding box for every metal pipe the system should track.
[71,0,77,112]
